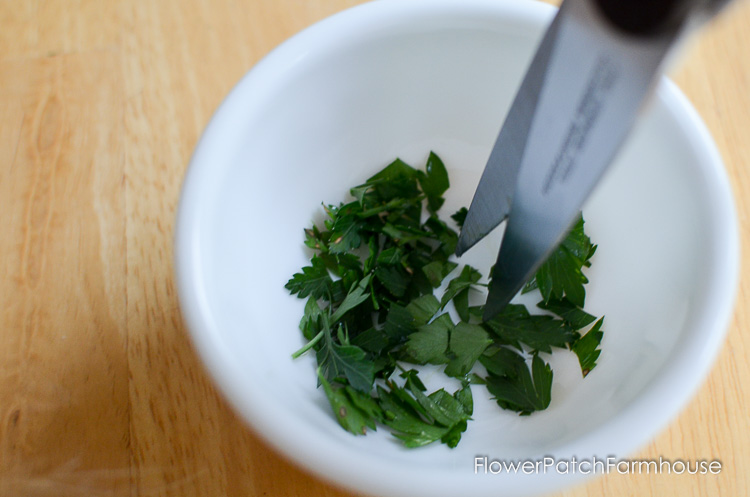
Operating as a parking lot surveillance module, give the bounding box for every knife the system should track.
[456,0,733,321]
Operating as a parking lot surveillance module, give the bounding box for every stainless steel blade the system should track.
[454,9,564,257]
[480,0,683,320]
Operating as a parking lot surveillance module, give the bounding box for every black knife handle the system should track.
[593,0,702,35]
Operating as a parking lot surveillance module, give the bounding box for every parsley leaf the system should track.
[285,255,334,299]
[405,294,441,326]
[483,304,577,353]
[287,152,605,448]
[440,265,481,309]
[571,317,605,377]
[422,260,458,288]
[374,265,411,298]
[364,158,420,202]
[331,275,372,322]
[383,303,416,344]
[417,151,450,213]
[315,315,375,393]
[403,373,468,428]
[318,369,381,435]
[451,207,468,228]
[529,215,594,307]
[423,216,458,260]
[536,297,597,330]
[377,371,471,448]
[327,202,366,254]
[480,346,525,377]
[349,327,389,354]
[298,297,324,340]
[403,313,452,365]
[377,384,451,448]
[485,352,553,415]
[444,322,492,378]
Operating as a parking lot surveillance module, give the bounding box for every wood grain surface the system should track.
[0,1,748,496]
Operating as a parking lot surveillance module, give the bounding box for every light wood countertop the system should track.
[1,1,748,496]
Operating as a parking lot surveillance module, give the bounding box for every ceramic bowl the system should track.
[174,1,739,496]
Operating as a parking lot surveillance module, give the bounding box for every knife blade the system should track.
[457,0,708,321]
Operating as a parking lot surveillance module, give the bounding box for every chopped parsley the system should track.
[285,152,604,448]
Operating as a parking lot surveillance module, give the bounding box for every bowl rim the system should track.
[174,1,740,496]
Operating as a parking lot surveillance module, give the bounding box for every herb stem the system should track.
[357,196,423,218]
[292,329,324,359]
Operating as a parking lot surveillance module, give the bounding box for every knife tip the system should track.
[454,242,466,258]
[454,235,471,258]
[481,288,513,322]
[455,228,482,257]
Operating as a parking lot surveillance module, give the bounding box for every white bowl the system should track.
[174,1,739,496]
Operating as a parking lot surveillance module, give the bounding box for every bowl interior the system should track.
[176,1,736,496]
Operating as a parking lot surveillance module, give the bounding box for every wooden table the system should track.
[1,1,748,496]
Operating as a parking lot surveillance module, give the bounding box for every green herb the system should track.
[286,153,605,447]
[377,370,473,448]
[403,313,452,365]
[484,351,553,415]
[523,215,597,307]
[571,317,605,377]
[483,304,577,353]
[444,322,492,378]
[318,368,382,435]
